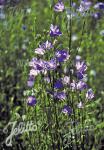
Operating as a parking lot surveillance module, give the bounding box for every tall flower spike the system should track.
[54,1,64,12]
[50,24,62,37]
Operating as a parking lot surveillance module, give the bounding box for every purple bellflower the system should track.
[27,96,37,106]
[86,89,94,100]
[62,105,72,116]
[54,1,64,12]
[54,91,66,100]
[78,0,92,13]
[55,50,70,62]
[50,24,62,37]
[54,79,63,89]
[77,81,87,91]
[41,40,53,50]
[94,2,104,10]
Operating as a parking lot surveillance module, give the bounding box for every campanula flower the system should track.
[41,40,53,50]
[29,69,40,77]
[29,58,45,71]
[62,76,70,85]
[75,60,87,74]
[78,0,92,13]
[35,47,45,55]
[62,105,72,116]
[27,96,37,106]
[76,72,84,80]
[54,91,66,100]
[77,81,87,91]
[54,79,63,89]
[54,1,64,12]
[55,50,70,62]
[86,89,94,100]
[46,58,57,70]
[50,24,62,37]
[94,2,104,10]
[70,80,77,90]
[92,12,101,19]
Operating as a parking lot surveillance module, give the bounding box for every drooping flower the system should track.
[77,81,87,91]
[94,2,104,10]
[54,1,64,12]
[86,89,94,100]
[62,105,72,116]
[27,76,34,87]
[50,24,62,37]
[55,50,70,62]
[54,79,63,89]
[27,96,37,106]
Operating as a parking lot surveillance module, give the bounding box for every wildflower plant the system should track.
[24,0,98,149]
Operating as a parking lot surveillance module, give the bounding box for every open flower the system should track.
[50,24,62,37]
[54,1,64,12]
[75,60,87,73]
[54,91,66,100]
[54,79,63,89]
[45,58,57,70]
[78,0,92,13]
[77,81,87,91]
[55,50,70,62]
[35,47,45,55]
[41,40,53,50]
[86,89,94,100]
[27,96,37,106]
[94,2,104,10]
[62,105,72,116]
